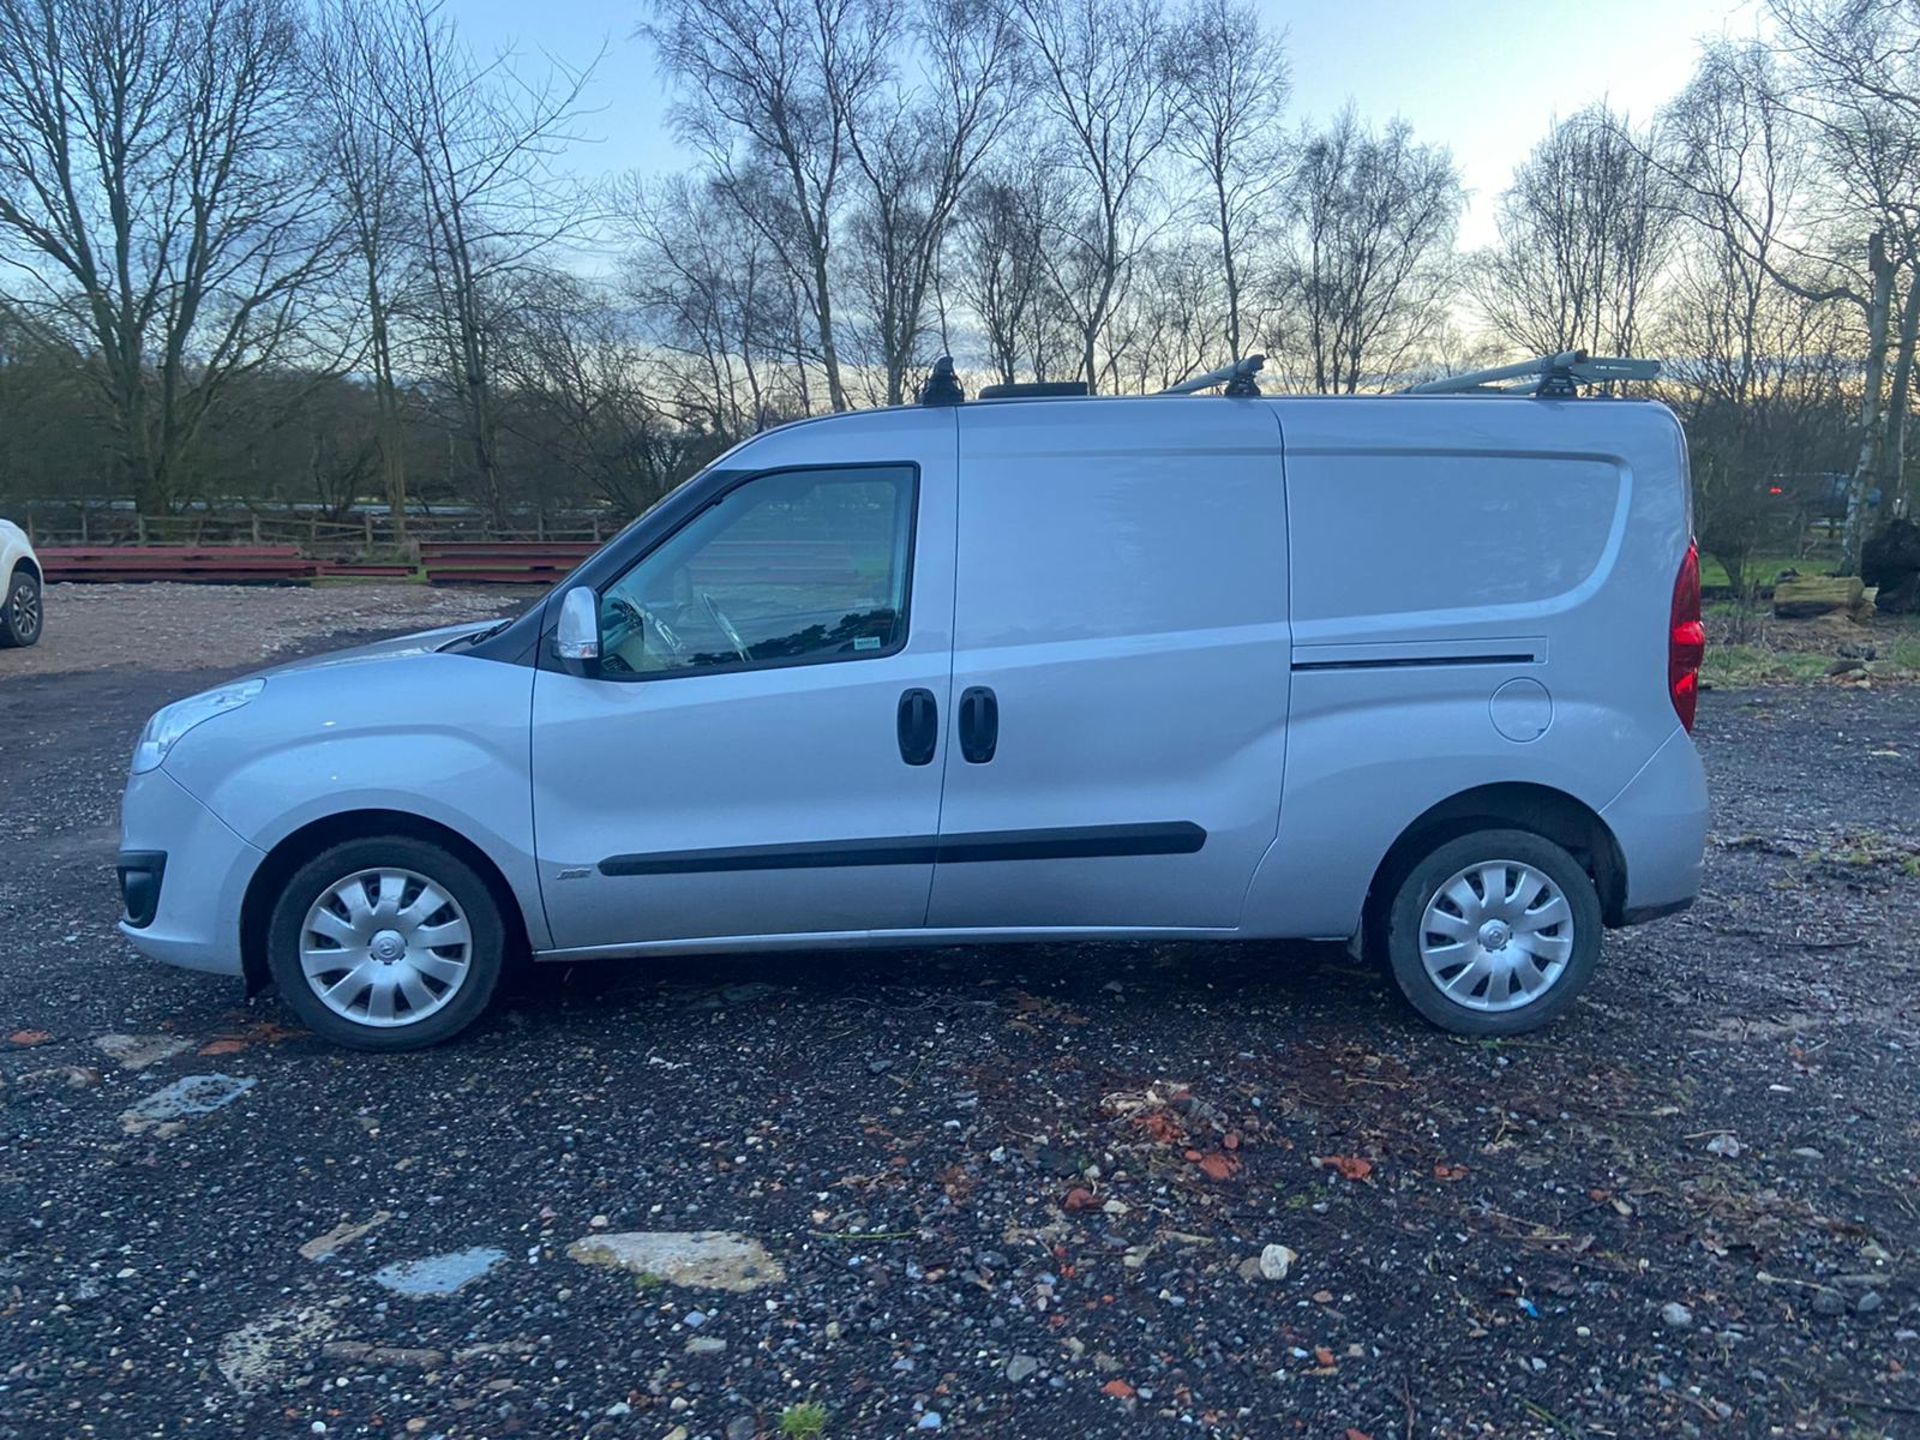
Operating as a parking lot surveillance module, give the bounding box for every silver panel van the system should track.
[118,373,1708,1049]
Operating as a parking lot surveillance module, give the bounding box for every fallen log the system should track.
[1772,574,1864,620]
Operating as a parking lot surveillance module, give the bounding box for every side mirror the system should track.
[556,585,601,665]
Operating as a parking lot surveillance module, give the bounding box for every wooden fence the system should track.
[38,542,599,586]
[16,502,618,555]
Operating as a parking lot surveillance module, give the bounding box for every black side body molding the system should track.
[1291,653,1539,673]
[598,822,1206,877]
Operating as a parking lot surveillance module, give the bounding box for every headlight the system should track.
[130,680,264,774]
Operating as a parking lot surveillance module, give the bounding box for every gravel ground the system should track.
[3,583,517,677]
[1,597,1918,1440]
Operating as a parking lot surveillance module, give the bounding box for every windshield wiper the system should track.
[441,617,514,650]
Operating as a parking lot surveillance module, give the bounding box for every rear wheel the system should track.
[266,836,504,1051]
[1,567,41,647]
[1384,828,1600,1036]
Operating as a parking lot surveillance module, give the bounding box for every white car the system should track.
[0,518,42,648]
[118,356,1708,1050]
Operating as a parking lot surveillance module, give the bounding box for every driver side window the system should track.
[598,466,916,679]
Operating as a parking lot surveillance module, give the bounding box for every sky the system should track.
[454,0,1772,254]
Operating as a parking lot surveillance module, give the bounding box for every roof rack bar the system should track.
[1404,350,1582,394]
[1160,353,1265,397]
[1403,350,1660,396]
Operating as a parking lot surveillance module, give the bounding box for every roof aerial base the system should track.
[918,356,965,406]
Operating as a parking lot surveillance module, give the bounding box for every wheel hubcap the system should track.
[9,581,38,638]
[300,868,472,1028]
[1418,860,1574,1013]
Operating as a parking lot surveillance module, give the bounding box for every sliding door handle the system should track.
[958,686,998,763]
[897,688,937,766]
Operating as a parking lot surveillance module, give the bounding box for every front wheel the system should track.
[1384,828,1601,1036]
[266,836,505,1051]
[1,567,42,647]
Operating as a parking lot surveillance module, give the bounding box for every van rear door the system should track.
[926,400,1289,932]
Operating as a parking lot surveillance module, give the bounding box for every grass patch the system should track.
[1884,632,1920,672]
[1699,554,1813,593]
[1700,646,1834,688]
[1803,831,1920,871]
[780,1402,829,1439]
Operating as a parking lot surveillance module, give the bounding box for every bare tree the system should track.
[1162,0,1288,359]
[619,172,808,441]
[1885,271,1920,506]
[951,164,1079,383]
[1010,0,1172,390]
[362,0,596,534]
[842,0,1025,405]
[1768,0,1920,512]
[1847,229,1899,560]
[493,267,703,521]
[310,0,419,539]
[0,0,342,514]
[0,297,106,507]
[1659,39,1894,572]
[1474,106,1673,360]
[1278,108,1462,393]
[647,0,896,414]
[1105,236,1221,392]
[1660,189,1855,594]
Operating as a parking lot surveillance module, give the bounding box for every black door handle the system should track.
[897,688,937,766]
[958,686,998,763]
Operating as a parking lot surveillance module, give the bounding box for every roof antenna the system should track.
[919,356,964,406]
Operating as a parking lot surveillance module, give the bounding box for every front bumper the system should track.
[117,768,263,977]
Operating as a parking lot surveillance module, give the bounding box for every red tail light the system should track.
[1669,540,1705,732]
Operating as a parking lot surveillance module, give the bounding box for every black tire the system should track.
[0,566,42,647]
[266,835,505,1051]
[1384,828,1601,1037]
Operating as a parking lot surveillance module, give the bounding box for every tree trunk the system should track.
[377,372,408,545]
[1215,184,1240,358]
[367,264,408,545]
[1082,248,1117,394]
[1883,264,1920,520]
[810,237,849,413]
[451,277,504,533]
[469,375,504,535]
[1842,232,1895,576]
[130,462,169,519]
[119,373,170,518]
[1721,548,1747,602]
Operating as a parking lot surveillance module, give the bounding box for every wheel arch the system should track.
[239,808,533,995]
[11,553,41,584]
[1364,782,1629,940]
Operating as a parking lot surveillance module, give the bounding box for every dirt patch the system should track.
[0,581,522,677]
